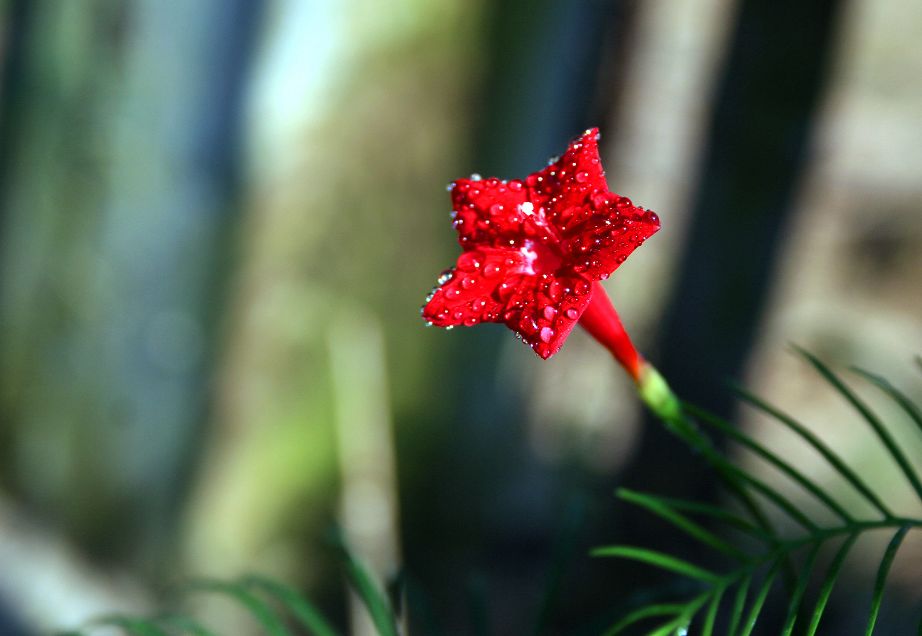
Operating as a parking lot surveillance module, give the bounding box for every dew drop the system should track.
[547,280,563,301]
[437,270,453,285]
[489,203,504,215]
[453,309,464,320]
[644,210,660,225]
[424,321,434,327]
[461,277,475,289]
[446,182,456,191]
[543,306,557,320]
[463,317,478,327]
[509,180,523,191]
[575,171,590,183]
[470,173,482,181]
[599,272,610,280]
[565,308,579,320]
[539,326,554,343]
[519,201,534,216]
[484,263,501,278]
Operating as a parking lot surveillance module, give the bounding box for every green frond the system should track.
[592,546,720,583]
[864,525,911,636]
[806,533,858,636]
[617,489,752,560]
[685,403,853,523]
[336,543,400,636]
[795,347,922,505]
[603,354,922,636]
[185,579,292,636]
[733,385,895,518]
[243,576,340,636]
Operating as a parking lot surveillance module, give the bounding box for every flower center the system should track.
[520,239,563,276]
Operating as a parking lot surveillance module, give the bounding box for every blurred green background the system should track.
[0,0,920,634]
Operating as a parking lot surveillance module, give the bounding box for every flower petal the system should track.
[450,176,558,249]
[422,247,527,327]
[526,128,606,222]
[501,271,594,359]
[559,193,660,280]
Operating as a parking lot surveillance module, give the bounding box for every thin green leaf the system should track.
[734,385,894,518]
[592,546,719,583]
[648,594,711,636]
[339,548,399,636]
[796,347,922,507]
[244,576,340,636]
[618,489,750,560]
[806,533,859,636]
[701,584,726,636]
[91,616,170,636]
[186,579,291,636]
[155,614,217,636]
[697,442,817,531]
[686,404,853,523]
[852,366,922,438]
[739,562,781,636]
[619,492,775,542]
[604,603,685,636]
[865,525,911,636]
[727,576,751,636]
[780,541,822,635]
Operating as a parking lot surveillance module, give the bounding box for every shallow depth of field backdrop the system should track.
[0,0,921,634]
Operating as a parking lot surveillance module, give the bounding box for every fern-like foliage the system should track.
[594,350,922,635]
[61,543,397,636]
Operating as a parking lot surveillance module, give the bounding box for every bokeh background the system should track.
[0,0,920,634]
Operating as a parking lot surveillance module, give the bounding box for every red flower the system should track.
[422,128,659,377]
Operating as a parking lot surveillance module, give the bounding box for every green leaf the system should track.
[738,562,781,636]
[243,576,340,636]
[727,575,751,636]
[806,533,858,636]
[592,546,720,583]
[338,546,400,636]
[618,489,751,561]
[780,541,821,635]
[186,579,292,636]
[701,583,726,636]
[865,525,911,636]
[604,603,685,636]
[734,385,894,518]
[851,366,922,442]
[617,492,775,543]
[796,347,922,508]
[686,404,853,523]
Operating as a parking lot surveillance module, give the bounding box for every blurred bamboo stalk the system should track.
[329,312,401,636]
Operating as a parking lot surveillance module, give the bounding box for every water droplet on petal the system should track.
[547,280,563,301]
[461,277,475,289]
[519,201,534,216]
[539,326,554,343]
[489,203,503,215]
[543,306,557,320]
[463,317,478,327]
[437,270,453,285]
[565,308,579,320]
[446,182,456,191]
[470,173,482,181]
[575,171,590,183]
[484,263,501,278]
[644,210,660,225]
[508,180,523,191]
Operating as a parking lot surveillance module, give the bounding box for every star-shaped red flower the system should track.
[422,128,659,361]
